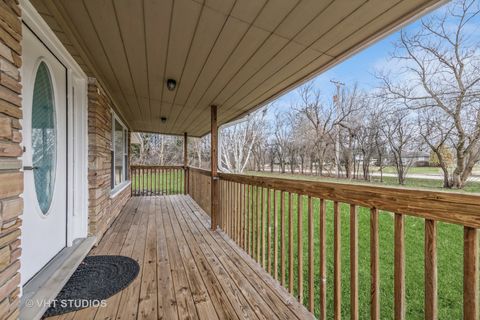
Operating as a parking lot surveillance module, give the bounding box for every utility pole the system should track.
[330,80,344,178]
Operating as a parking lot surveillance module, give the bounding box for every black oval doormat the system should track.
[43,255,140,318]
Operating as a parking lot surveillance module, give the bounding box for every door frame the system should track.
[21,0,89,247]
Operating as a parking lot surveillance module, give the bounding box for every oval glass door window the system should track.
[31,62,57,214]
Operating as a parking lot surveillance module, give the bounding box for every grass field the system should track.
[373,166,442,174]
[133,169,473,319]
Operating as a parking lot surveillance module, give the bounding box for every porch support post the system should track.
[184,132,189,195]
[210,105,219,230]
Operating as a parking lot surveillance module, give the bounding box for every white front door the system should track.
[21,27,67,285]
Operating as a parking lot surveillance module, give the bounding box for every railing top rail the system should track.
[188,167,211,176]
[218,172,480,228]
[131,165,185,169]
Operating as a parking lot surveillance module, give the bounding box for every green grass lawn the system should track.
[373,166,442,174]
[237,189,464,320]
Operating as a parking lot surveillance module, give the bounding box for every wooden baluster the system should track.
[224,181,228,231]
[274,190,278,280]
[149,168,151,195]
[425,219,437,320]
[227,181,231,234]
[251,185,255,257]
[257,186,261,261]
[220,181,224,230]
[319,199,326,320]
[252,185,255,257]
[298,194,304,304]
[237,183,241,244]
[227,181,230,235]
[281,191,286,286]
[231,181,234,237]
[234,183,238,243]
[394,213,405,320]
[350,204,358,320]
[241,184,245,249]
[224,181,227,230]
[308,196,314,312]
[131,167,134,195]
[288,192,294,294]
[371,207,380,320]
[246,185,251,256]
[267,188,272,274]
[231,182,235,239]
[141,167,144,195]
[464,227,478,320]
[155,168,157,195]
[252,186,256,259]
[262,187,266,269]
[165,168,168,195]
[334,201,341,320]
[138,168,141,196]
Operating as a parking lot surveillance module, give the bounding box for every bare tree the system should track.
[189,135,211,169]
[131,133,183,165]
[381,109,419,185]
[379,0,480,188]
[220,109,267,173]
[272,111,292,174]
[354,98,384,180]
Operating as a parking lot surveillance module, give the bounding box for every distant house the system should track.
[401,152,431,167]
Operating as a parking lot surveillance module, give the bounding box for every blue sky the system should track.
[266,1,455,115]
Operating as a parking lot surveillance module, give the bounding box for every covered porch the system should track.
[49,195,314,320]
[0,0,477,319]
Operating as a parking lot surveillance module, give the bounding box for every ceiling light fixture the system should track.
[166,78,176,91]
[161,117,167,123]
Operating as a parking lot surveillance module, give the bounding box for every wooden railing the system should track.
[217,172,480,320]
[129,165,479,319]
[130,165,186,196]
[188,167,211,216]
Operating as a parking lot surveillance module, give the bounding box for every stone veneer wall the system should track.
[88,79,130,242]
[0,1,22,319]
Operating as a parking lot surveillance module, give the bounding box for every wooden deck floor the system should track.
[50,195,315,320]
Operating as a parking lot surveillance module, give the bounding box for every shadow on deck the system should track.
[50,195,314,320]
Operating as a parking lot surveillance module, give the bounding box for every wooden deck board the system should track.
[48,196,315,320]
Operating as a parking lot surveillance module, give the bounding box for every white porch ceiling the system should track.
[30,0,443,137]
